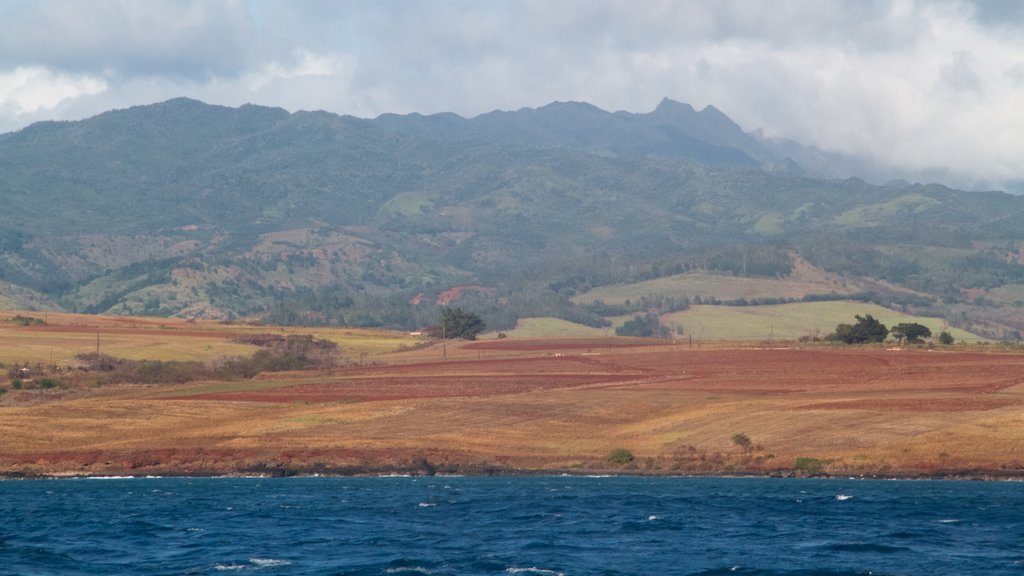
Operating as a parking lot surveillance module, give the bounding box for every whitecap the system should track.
[418,502,436,507]
[213,563,246,571]
[506,568,565,576]
[648,515,659,521]
[250,558,291,568]
[938,519,960,524]
[835,494,853,501]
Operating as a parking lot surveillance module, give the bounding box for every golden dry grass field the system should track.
[2,312,1024,478]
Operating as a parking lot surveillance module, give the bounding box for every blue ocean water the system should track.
[1,476,1022,575]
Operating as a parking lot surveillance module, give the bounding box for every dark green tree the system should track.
[440,307,486,340]
[890,322,932,343]
[615,313,670,338]
[830,314,889,344]
[938,331,955,345]
[731,433,753,452]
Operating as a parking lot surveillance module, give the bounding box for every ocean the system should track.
[1,476,1021,575]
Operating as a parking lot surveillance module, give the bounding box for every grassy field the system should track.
[488,317,611,338]
[0,311,428,365]
[3,336,1024,478]
[661,301,981,342]
[490,302,982,343]
[573,271,846,305]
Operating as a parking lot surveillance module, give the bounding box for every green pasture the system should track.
[488,317,611,338]
[572,271,848,305]
[660,301,981,342]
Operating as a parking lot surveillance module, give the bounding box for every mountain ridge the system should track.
[1,97,1023,337]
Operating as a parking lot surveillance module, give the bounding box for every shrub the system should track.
[437,307,486,340]
[731,433,753,452]
[9,315,45,326]
[607,448,635,465]
[829,314,888,344]
[37,378,66,389]
[615,313,670,338]
[891,322,931,344]
[938,331,955,345]
[793,457,829,475]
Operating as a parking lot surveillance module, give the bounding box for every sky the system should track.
[1,0,1022,192]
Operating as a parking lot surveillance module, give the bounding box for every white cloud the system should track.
[244,49,354,92]
[0,66,107,116]
[0,0,1023,191]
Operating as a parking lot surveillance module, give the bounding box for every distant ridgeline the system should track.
[1,97,1024,338]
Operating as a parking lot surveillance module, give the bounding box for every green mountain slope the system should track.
[1,98,1023,337]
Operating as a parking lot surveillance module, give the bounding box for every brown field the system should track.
[3,313,1024,478]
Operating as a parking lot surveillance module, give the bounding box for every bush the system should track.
[793,457,829,475]
[36,378,66,389]
[891,322,931,344]
[731,433,753,452]
[607,448,635,465]
[938,331,955,345]
[438,307,486,340]
[9,315,45,326]
[615,313,670,338]
[829,314,888,344]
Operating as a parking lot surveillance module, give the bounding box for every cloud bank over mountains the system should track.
[1,0,1022,192]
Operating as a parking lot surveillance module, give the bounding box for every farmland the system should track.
[659,302,980,342]
[2,312,1023,479]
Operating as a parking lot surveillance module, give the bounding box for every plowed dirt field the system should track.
[4,334,1024,478]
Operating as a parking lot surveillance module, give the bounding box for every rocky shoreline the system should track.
[5,457,1024,482]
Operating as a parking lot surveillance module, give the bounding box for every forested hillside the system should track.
[2,98,1023,337]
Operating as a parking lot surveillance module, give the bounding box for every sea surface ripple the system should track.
[1,476,1022,575]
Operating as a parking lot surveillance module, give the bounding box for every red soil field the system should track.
[175,346,1024,405]
[5,338,1024,478]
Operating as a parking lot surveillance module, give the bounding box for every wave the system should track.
[251,558,291,567]
[212,558,292,571]
[506,568,565,576]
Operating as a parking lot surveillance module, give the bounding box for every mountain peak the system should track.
[653,97,696,115]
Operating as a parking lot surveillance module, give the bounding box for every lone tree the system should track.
[615,313,670,338]
[890,322,932,344]
[830,314,889,344]
[731,433,753,452]
[439,307,486,340]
